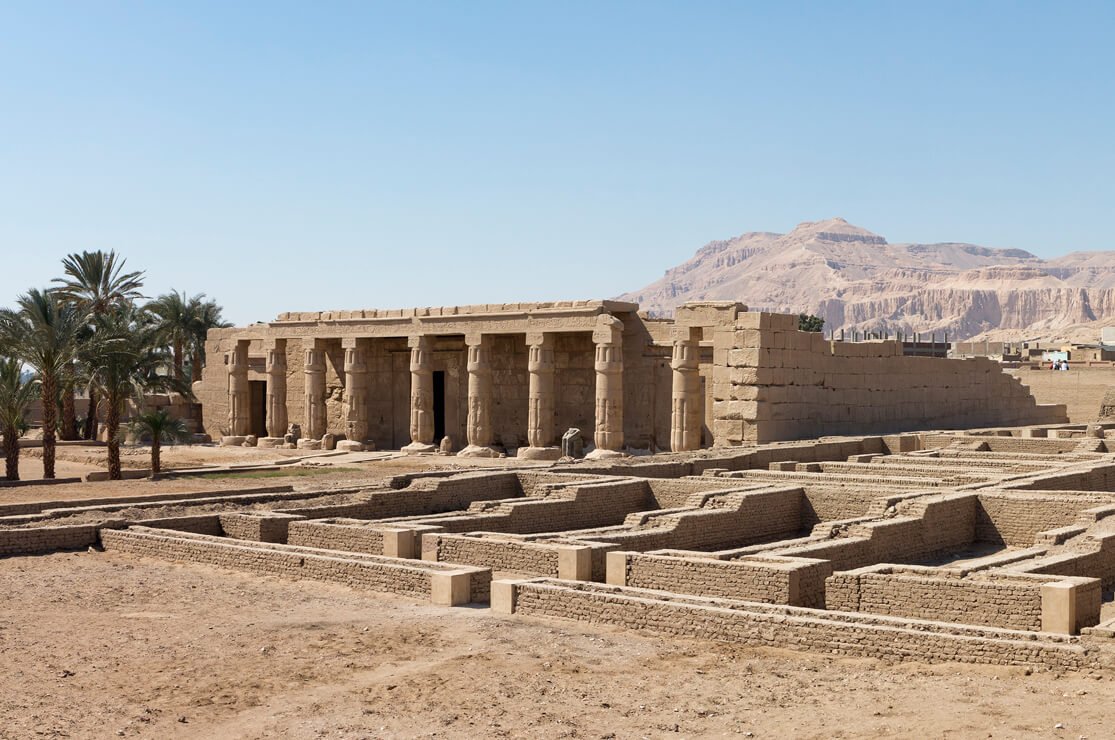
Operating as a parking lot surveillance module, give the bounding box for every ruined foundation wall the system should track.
[824,566,1055,631]
[614,552,832,608]
[976,492,1115,546]
[501,580,1091,669]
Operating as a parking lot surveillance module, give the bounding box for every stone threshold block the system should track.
[458,445,500,458]
[402,442,437,454]
[518,446,562,461]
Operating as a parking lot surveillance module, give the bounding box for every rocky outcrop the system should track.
[618,218,1115,342]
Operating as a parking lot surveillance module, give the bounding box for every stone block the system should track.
[556,545,593,581]
[382,529,416,559]
[490,579,520,614]
[605,551,630,586]
[430,571,473,606]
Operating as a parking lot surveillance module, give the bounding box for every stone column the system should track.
[459,334,499,458]
[258,338,287,447]
[520,332,560,460]
[587,315,626,459]
[223,339,250,443]
[303,339,327,441]
[339,337,369,451]
[670,327,702,452]
[402,335,437,453]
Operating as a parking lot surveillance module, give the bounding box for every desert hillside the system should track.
[618,218,1115,342]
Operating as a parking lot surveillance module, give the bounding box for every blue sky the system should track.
[1,1,1112,325]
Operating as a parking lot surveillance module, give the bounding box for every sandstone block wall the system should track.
[711,313,1067,445]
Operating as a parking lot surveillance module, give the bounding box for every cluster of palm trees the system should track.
[0,250,230,481]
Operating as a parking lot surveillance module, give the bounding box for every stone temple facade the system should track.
[195,300,1067,455]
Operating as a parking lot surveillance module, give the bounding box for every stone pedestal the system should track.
[586,315,627,460]
[220,435,247,447]
[303,340,327,441]
[520,332,560,460]
[403,335,437,453]
[336,440,366,452]
[459,334,499,458]
[670,328,702,452]
[343,338,370,447]
[227,340,250,436]
[265,339,288,439]
[257,437,285,448]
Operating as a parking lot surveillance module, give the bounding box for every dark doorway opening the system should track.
[249,380,267,437]
[432,371,446,442]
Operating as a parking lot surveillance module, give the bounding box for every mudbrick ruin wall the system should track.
[13,429,1115,668]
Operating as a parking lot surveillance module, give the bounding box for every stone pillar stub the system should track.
[670,326,703,452]
[403,335,437,453]
[225,339,250,440]
[520,331,560,460]
[341,337,370,451]
[458,333,499,458]
[586,314,627,459]
[259,338,288,444]
[303,338,327,440]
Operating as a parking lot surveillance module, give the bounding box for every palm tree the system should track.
[52,249,145,441]
[0,358,39,481]
[52,250,145,314]
[0,290,83,479]
[147,291,200,382]
[127,408,190,476]
[87,305,185,480]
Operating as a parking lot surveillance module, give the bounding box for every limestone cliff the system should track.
[618,218,1115,342]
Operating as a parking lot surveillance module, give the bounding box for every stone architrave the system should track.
[257,339,288,447]
[458,334,499,458]
[341,337,369,451]
[226,339,250,438]
[586,314,626,459]
[670,327,702,452]
[520,332,560,460]
[402,335,437,453]
[303,339,327,440]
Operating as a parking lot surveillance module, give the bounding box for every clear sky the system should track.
[1,1,1112,325]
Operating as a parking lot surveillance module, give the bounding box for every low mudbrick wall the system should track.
[101,527,491,605]
[493,579,1094,670]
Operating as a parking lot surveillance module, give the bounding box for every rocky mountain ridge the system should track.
[617,218,1115,342]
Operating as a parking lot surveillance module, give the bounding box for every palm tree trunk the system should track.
[191,349,203,384]
[3,424,18,481]
[173,339,183,382]
[61,363,77,441]
[151,438,161,475]
[41,374,57,479]
[106,399,121,481]
[83,387,98,440]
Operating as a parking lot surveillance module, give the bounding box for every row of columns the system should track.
[226,317,704,455]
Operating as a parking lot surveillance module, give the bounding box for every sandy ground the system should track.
[2,552,1115,740]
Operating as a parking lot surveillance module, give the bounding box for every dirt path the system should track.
[2,552,1115,739]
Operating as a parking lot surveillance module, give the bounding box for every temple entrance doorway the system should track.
[249,381,267,437]
[433,370,446,442]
